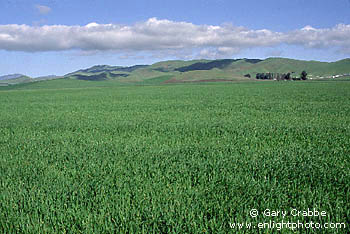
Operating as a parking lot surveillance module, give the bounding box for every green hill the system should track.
[0,75,32,85]
[239,58,343,77]
[2,57,350,87]
[64,57,350,84]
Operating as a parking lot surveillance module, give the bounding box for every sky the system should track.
[0,0,350,77]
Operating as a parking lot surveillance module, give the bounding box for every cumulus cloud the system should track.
[35,5,51,14]
[0,18,349,58]
[285,24,350,50]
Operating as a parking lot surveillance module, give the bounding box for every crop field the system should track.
[0,81,350,233]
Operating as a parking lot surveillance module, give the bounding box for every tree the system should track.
[256,73,263,79]
[277,73,281,81]
[301,71,307,80]
[285,73,291,80]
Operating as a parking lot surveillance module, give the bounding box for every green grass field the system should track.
[1,80,350,233]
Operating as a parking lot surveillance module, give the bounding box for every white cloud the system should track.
[35,5,52,15]
[0,18,349,58]
[301,25,316,31]
[286,24,350,49]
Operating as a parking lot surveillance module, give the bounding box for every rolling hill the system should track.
[0,74,32,85]
[1,57,350,87]
[62,57,350,84]
[0,74,25,80]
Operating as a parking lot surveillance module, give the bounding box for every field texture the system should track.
[1,81,350,233]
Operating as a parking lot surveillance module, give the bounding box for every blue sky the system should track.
[1,0,350,77]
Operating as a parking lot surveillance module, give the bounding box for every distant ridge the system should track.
[0,74,25,80]
[1,57,350,86]
[65,64,149,76]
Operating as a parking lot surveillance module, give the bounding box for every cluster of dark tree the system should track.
[254,71,307,81]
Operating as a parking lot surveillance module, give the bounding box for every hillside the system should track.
[1,57,350,87]
[0,74,26,81]
[0,75,32,85]
[239,58,350,78]
[62,57,350,84]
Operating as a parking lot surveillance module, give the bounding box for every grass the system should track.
[0,78,127,90]
[137,75,174,85]
[0,81,350,233]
